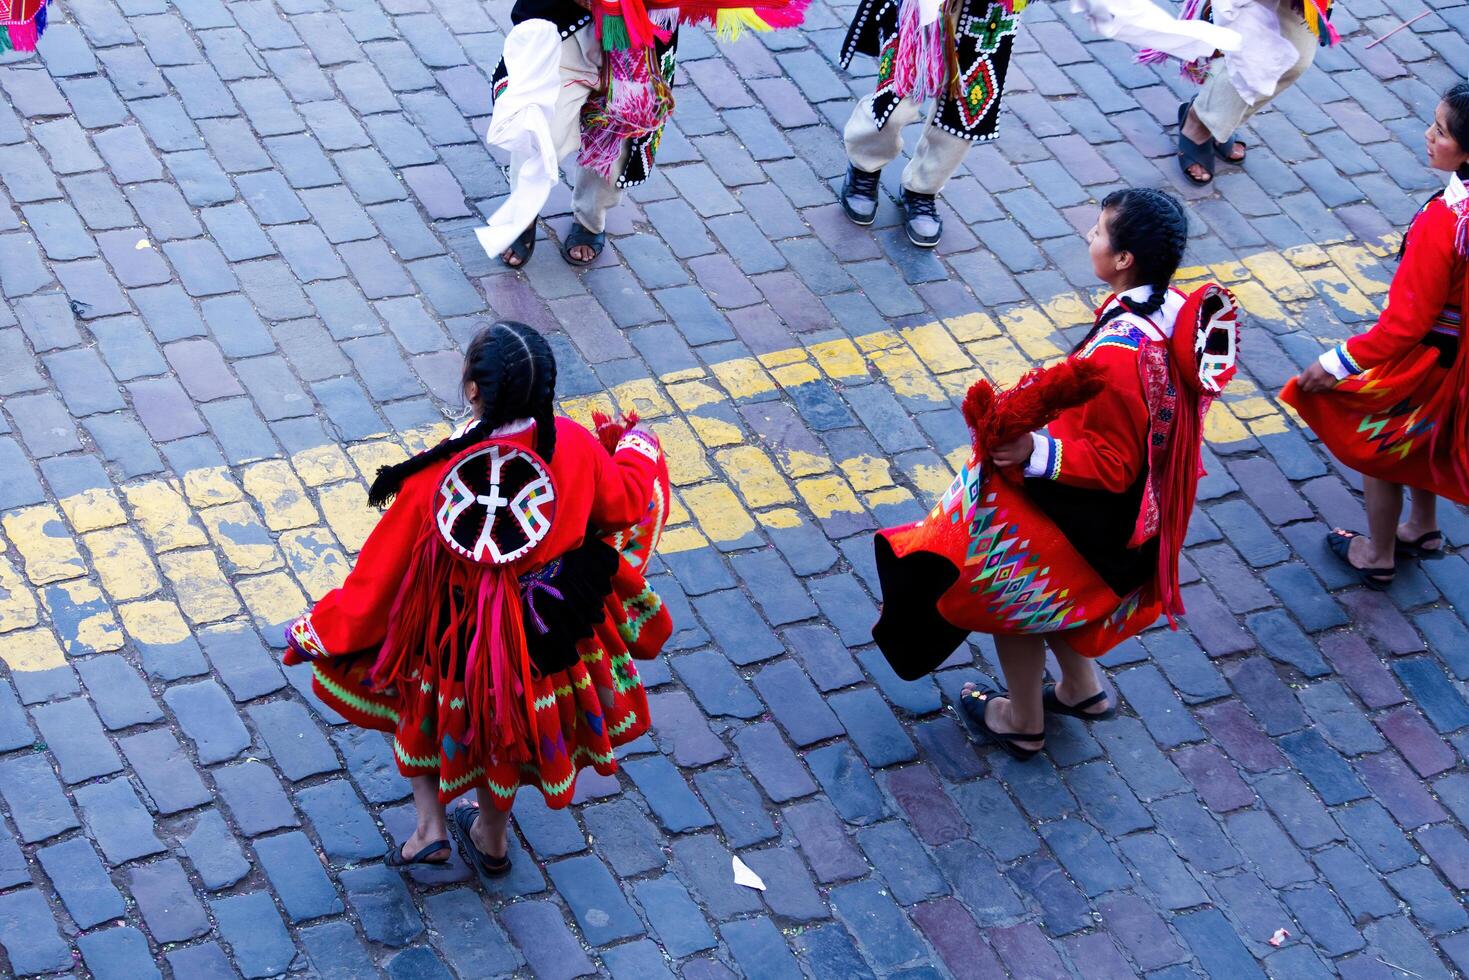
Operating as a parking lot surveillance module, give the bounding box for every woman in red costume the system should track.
[872,188,1240,760]
[284,321,671,875]
[1283,82,1469,589]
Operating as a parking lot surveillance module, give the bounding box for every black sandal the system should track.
[959,684,1045,761]
[502,224,536,269]
[1176,101,1215,185]
[1326,529,1395,590]
[561,221,605,266]
[1041,683,1116,721]
[451,805,511,878]
[1397,530,1445,560]
[1214,134,1246,164]
[384,839,450,868]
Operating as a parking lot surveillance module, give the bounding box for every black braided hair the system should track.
[1402,82,1469,259]
[1080,188,1190,347]
[367,321,559,507]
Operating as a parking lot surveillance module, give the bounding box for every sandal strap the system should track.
[961,688,1044,742]
[1068,689,1110,711]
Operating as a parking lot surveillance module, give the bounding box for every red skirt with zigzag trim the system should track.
[310,558,671,808]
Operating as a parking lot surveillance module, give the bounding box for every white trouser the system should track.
[1193,0,1318,143]
[515,29,627,234]
[843,93,973,196]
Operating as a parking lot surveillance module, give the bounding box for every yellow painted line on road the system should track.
[0,235,1399,671]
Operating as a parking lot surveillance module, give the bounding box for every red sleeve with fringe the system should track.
[1033,344,1151,493]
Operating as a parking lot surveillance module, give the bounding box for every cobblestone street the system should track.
[1,0,1469,974]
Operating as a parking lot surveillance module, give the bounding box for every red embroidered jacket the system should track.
[290,417,661,660]
[1321,197,1466,379]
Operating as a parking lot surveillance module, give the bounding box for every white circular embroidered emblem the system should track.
[436,443,556,565]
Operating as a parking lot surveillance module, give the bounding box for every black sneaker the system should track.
[840,165,881,226]
[901,189,942,248]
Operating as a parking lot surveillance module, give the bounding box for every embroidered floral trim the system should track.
[617,430,661,462]
[287,614,329,661]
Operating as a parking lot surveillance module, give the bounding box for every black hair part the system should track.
[1443,81,1469,179]
[367,321,559,507]
[1087,187,1190,338]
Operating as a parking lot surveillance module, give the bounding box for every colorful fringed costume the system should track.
[1282,182,1469,506]
[1140,0,1337,84]
[491,0,807,188]
[1,0,46,52]
[841,0,1026,142]
[283,416,674,808]
[873,284,1241,677]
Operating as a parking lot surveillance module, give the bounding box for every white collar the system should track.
[452,416,534,439]
[1101,286,1184,340]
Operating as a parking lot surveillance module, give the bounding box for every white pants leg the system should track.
[1193,0,1319,143]
[844,93,973,195]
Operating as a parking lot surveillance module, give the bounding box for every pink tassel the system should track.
[753,0,810,28]
[7,20,38,50]
[891,0,945,102]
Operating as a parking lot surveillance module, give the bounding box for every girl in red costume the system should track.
[284,322,670,875]
[872,189,1240,759]
[1283,83,1469,589]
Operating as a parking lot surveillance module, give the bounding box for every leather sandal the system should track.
[452,805,511,878]
[561,221,605,266]
[1396,530,1445,560]
[384,839,450,868]
[959,684,1044,761]
[1041,683,1116,721]
[1326,529,1394,590]
[1177,101,1215,185]
[501,224,535,269]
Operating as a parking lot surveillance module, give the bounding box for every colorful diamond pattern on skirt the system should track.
[964,491,1081,632]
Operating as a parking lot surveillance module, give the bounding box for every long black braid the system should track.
[1401,81,1469,260]
[368,321,559,506]
[1075,188,1190,352]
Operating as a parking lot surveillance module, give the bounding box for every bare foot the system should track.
[502,247,526,268]
[567,244,595,264]
[1398,521,1443,553]
[1181,108,1214,183]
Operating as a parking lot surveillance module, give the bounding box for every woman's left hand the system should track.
[1295,362,1336,394]
[989,432,1035,469]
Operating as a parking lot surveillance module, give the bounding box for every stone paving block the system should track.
[828,687,918,767]
[422,889,522,976]
[214,760,299,836]
[753,658,844,745]
[78,926,162,980]
[164,679,251,764]
[0,754,79,844]
[75,777,165,864]
[255,830,345,923]
[501,900,597,980]
[340,864,424,947]
[830,879,929,972]
[120,728,212,815]
[129,858,210,942]
[671,834,764,919]
[212,891,297,979]
[36,837,126,929]
[248,699,339,780]
[623,755,714,832]
[807,741,887,825]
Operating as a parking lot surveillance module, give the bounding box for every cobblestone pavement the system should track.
[1,0,1468,974]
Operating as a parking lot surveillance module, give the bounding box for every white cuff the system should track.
[1318,345,1353,381]
[1022,433,1054,479]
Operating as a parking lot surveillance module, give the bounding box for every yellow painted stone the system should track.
[1225,396,1278,421]
[158,549,242,624]
[292,444,356,487]
[911,462,956,502]
[0,551,39,633]
[663,491,691,527]
[869,346,946,402]
[797,475,865,519]
[945,446,970,474]
[773,447,832,479]
[280,528,349,600]
[1365,233,1403,259]
[1283,243,1331,268]
[84,527,161,601]
[3,628,65,672]
[347,441,409,482]
[687,413,745,448]
[1227,281,1290,326]
[612,378,672,420]
[1203,403,1252,446]
[711,357,777,399]
[40,579,122,655]
[658,366,706,384]
[182,466,243,507]
[1242,251,1314,300]
[997,306,1064,360]
[58,488,127,533]
[855,329,902,353]
[319,483,378,554]
[559,393,614,428]
[902,322,971,374]
[1041,292,1094,328]
[235,572,308,630]
[123,480,208,552]
[682,483,757,544]
[117,598,190,645]
[863,486,913,509]
[758,348,809,368]
[944,312,999,343]
[657,524,707,554]
[1248,413,1290,437]
[1301,265,1377,318]
[938,369,984,400]
[667,379,726,412]
[809,338,868,379]
[3,506,87,584]
[839,454,893,492]
[1209,261,1251,283]
[648,418,713,485]
[755,507,802,529]
[1326,244,1390,296]
[243,460,320,531]
[769,361,822,389]
[715,446,795,508]
[200,502,284,573]
[403,422,452,454]
[967,336,1030,387]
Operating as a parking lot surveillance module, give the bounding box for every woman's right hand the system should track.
[1295,361,1336,394]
